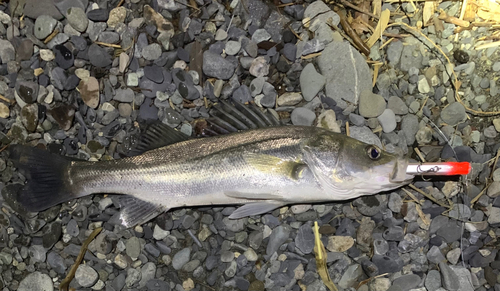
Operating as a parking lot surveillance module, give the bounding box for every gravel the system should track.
[0,1,499,291]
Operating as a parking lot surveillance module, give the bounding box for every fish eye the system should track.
[366,145,381,160]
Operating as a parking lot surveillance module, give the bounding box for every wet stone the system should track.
[54,44,74,69]
[144,65,164,83]
[87,9,109,22]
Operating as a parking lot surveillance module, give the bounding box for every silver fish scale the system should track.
[69,126,331,208]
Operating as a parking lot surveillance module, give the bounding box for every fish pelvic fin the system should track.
[8,145,80,212]
[115,196,168,228]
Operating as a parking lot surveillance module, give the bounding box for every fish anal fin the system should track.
[229,201,285,219]
[128,122,191,156]
[117,196,168,227]
[244,153,306,180]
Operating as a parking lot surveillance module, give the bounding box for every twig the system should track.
[0,94,14,104]
[117,0,125,7]
[475,41,500,50]
[470,183,491,206]
[59,228,102,291]
[330,0,381,20]
[346,121,350,137]
[414,147,426,162]
[402,188,423,205]
[94,41,122,48]
[336,9,371,56]
[489,148,500,181]
[408,184,451,209]
[44,29,59,44]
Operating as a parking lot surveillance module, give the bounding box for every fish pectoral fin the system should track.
[128,122,191,156]
[243,153,307,180]
[116,196,168,228]
[224,191,285,201]
[229,201,286,219]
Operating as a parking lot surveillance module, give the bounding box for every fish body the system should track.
[10,125,413,227]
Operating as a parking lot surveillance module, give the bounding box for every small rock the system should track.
[291,107,316,126]
[78,77,100,109]
[203,51,236,80]
[300,63,326,101]
[34,15,57,39]
[441,102,466,126]
[439,262,460,291]
[88,44,112,67]
[317,110,340,133]
[172,248,191,270]
[249,57,269,78]
[66,7,88,32]
[108,7,127,28]
[358,90,386,118]
[75,264,99,288]
[266,225,291,256]
[18,271,53,291]
[326,236,354,252]
[377,109,396,133]
[277,92,302,106]
[295,223,315,254]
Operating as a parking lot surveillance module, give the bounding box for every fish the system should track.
[8,103,414,228]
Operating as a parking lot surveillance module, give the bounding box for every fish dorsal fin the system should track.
[115,196,168,228]
[243,153,307,180]
[129,122,191,156]
[203,101,281,136]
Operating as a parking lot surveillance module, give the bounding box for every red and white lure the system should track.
[406,162,471,176]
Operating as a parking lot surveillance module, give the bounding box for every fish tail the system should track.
[9,144,82,212]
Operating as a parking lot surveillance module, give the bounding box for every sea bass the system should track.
[9,123,413,227]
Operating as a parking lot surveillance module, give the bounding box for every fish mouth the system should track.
[390,158,414,183]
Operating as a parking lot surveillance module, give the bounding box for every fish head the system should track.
[302,132,414,200]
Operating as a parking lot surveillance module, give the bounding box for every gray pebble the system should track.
[18,271,54,291]
[126,268,142,288]
[377,109,396,133]
[172,248,191,270]
[139,262,156,288]
[88,43,112,67]
[425,270,442,291]
[252,29,271,43]
[66,7,88,32]
[66,219,79,237]
[225,41,241,56]
[291,107,316,126]
[387,96,409,115]
[427,245,446,264]
[47,251,66,274]
[114,88,135,102]
[387,274,421,291]
[142,43,162,61]
[75,264,99,288]
[400,114,419,145]
[126,236,141,258]
[266,225,291,256]
[203,51,236,80]
[358,90,386,118]
[441,102,466,126]
[439,262,460,291]
[34,15,57,39]
[28,245,47,263]
[295,223,315,254]
[300,63,326,102]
